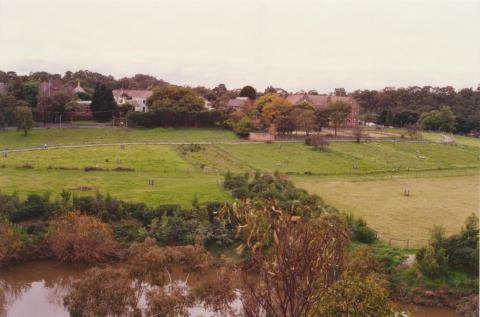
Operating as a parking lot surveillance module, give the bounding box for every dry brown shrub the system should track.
[175,244,213,272]
[145,283,194,317]
[63,266,139,317]
[47,212,120,264]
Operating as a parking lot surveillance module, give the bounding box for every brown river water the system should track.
[0,261,458,317]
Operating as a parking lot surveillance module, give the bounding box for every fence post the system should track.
[406,240,409,248]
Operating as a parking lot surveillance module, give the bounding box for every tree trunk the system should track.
[334,125,337,137]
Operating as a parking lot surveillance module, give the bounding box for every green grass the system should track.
[0,127,238,149]
[220,141,480,176]
[2,128,478,245]
[175,144,251,174]
[421,131,480,148]
[0,145,230,206]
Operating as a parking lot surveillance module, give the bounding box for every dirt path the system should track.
[3,137,433,153]
[2,141,256,153]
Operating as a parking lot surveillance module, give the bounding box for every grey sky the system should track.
[0,0,479,92]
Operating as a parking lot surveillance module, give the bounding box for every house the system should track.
[112,89,152,112]
[76,100,92,117]
[286,93,359,127]
[226,97,249,110]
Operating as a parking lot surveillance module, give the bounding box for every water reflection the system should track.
[0,261,458,317]
[0,261,84,317]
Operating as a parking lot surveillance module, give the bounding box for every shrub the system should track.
[64,267,138,317]
[127,109,226,128]
[16,163,33,169]
[47,165,79,170]
[47,212,120,264]
[84,166,105,172]
[9,194,56,222]
[420,215,479,276]
[354,225,377,244]
[305,137,312,146]
[307,134,330,151]
[345,215,377,244]
[178,144,203,154]
[0,217,26,265]
[111,167,135,172]
[416,246,449,278]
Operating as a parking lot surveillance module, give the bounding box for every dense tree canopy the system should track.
[255,93,291,125]
[419,106,456,132]
[8,79,38,107]
[14,105,33,135]
[326,101,351,136]
[90,83,117,121]
[147,84,205,112]
[239,85,257,100]
[0,93,17,128]
[352,86,480,133]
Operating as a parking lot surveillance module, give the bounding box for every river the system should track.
[0,261,459,317]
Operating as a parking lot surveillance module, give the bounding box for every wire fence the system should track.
[376,232,431,249]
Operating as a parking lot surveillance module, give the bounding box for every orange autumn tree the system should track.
[256,93,292,126]
[47,212,120,264]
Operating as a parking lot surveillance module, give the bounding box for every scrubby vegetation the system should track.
[416,215,479,278]
[386,215,479,311]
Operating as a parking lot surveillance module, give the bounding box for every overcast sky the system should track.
[0,0,479,92]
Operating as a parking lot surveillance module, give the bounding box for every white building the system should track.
[73,81,86,94]
[112,89,152,112]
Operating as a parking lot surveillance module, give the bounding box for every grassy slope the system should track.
[0,145,230,206]
[0,127,238,149]
[220,142,480,175]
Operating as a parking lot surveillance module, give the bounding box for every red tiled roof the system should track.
[286,94,358,110]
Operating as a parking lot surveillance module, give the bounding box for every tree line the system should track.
[2,69,480,135]
[352,86,480,134]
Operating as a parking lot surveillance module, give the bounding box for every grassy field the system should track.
[292,175,479,245]
[1,127,478,245]
[0,127,238,149]
[220,141,480,175]
[421,131,480,148]
[0,145,230,206]
[382,127,480,148]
